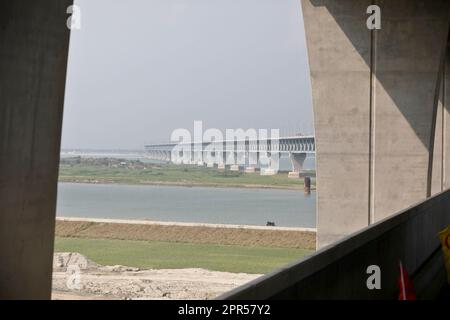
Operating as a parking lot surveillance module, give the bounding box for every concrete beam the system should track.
[288,153,306,178]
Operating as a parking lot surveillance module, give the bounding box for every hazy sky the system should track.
[62,0,313,150]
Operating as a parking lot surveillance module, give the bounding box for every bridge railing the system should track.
[218,188,450,299]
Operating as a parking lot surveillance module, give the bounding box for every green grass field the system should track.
[59,162,315,190]
[54,237,312,274]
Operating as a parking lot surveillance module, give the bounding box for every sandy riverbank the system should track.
[52,252,260,300]
[56,217,316,249]
[53,219,314,299]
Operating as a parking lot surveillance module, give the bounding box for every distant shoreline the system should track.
[57,178,316,191]
[58,157,316,191]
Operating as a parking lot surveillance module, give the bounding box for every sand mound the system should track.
[52,253,261,300]
[53,252,100,271]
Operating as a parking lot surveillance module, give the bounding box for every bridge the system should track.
[144,136,315,177]
[1,0,450,299]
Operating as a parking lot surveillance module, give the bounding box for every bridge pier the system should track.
[245,150,259,173]
[230,164,242,172]
[288,153,307,178]
[164,150,171,162]
[171,150,181,164]
[260,152,278,176]
[302,0,450,248]
[229,150,241,172]
[245,166,256,173]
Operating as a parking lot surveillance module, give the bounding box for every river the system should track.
[57,182,316,228]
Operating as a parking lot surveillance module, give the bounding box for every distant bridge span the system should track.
[145,135,315,177]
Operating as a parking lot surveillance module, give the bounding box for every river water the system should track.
[57,183,316,228]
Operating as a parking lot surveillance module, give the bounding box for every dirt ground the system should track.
[55,218,316,249]
[52,253,261,300]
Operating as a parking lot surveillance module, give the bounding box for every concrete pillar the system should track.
[302,0,450,248]
[245,167,256,173]
[0,0,72,299]
[259,152,276,176]
[178,150,184,164]
[233,142,245,171]
[432,43,450,194]
[260,168,276,176]
[245,149,257,173]
[190,149,194,164]
[204,149,218,167]
[371,1,449,220]
[164,150,171,162]
[444,48,450,190]
[196,150,204,166]
[171,149,179,164]
[230,164,241,172]
[288,153,307,178]
[229,148,242,171]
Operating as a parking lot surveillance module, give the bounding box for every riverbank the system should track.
[57,178,311,191]
[54,236,312,274]
[52,252,262,300]
[54,218,314,299]
[58,157,316,191]
[55,217,316,249]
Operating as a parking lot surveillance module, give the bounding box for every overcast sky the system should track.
[61,0,313,150]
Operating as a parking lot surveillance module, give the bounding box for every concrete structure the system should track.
[220,187,450,299]
[229,164,242,172]
[288,153,307,178]
[245,167,256,173]
[0,1,72,299]
[145,136,315,176]
[302,0,450,248]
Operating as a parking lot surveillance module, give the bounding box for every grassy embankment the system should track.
[54,220,315,274]
[54,237,312,274]
[58,159,315,190]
